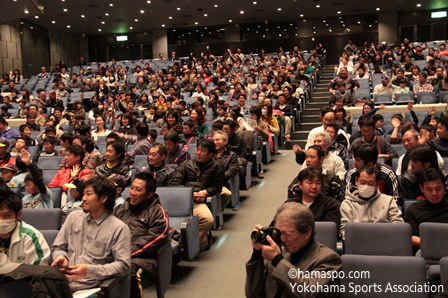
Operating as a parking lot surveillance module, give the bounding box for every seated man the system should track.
[140,144,174,187]
[295,131,346,181]
[343,143,399,202]
[350,116,398,163]
[213,130,239,211]
[413,72,434,97]
[52,176,131,292]
[49,145,93,193]
[121,121,152,166]
[222,119,248,177]
[95,141,132,184]
[0,118,20,139]
[164,131,191,169]
[340,165,403,240]
[289,145,343,202]
[0,189,50,264]
[246,202,342,297]
[428,116,448,157]
[171,139,225,251]
[373,76,393,95]
[400,144,441,201]
[404,168,448,249]
[280,168,340,231]
[114,172,169,298]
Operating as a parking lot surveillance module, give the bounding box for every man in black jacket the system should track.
[213,130,239,211]
[114,172,169,298]
[223,119,248,176]
[172,138,225,251]
[140,144,174,186]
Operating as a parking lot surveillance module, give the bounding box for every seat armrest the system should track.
[100,275,131,298]
[181,216,200,260]
[206,194,223,229]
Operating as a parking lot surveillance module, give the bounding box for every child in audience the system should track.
[40,136,59,157]
[1,106,12,119]
[10,138,27,157]
[329,82,353,107]
[0,164,17,182]
[18,100,28,118]
[18,124,38,146]
[182,120,199,148]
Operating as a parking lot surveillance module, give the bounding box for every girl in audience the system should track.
[190,108,209,138]
[10,69,23,83]
[262,104,279,153]
[156,95,167,111]
[21,88,33,103]
[118,112,136,135]
[92,116,111,142]
[335,106,352,134]
[161,108,183,135]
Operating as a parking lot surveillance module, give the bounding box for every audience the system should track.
[140,144,174,186]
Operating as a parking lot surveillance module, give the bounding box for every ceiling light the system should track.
[109,3,113,6]
[323,20,326,22]
[369,24,372,27]
[329,29,332,32]
[30,27,33,29]
[98,29,102,31]
[357,21,361,24]
[101,21,105,24]
[337,11,341,14]
[253,1,257,4]
[81,15,85,18]
[263,35,265,38]
[214,4,218,7]
[129,26,133,29]
[240,10,244,14]
[34,16,39,19]
[140,10,144,13]
[247,28,249,30]
[416,3,421,7]
[277,8,282,11]
[52,21,56,24]
[300,14,304,17]
[24,9,29,14]
[135,19,138,22]
[229,19,232,22]
[204,14,207,17]
[173,29,176,31]
[316,5,320,8]
[169,16,172,19]
[162,24,165,27]
[376,7,380,11]
[67,25,70,28]
[313,31,316,34]
[195,22,198,25]
[279,34,282,36]
[343,24,345,26]
[105,13,109,16]
[177,7,180,10]
[147,0,151,3]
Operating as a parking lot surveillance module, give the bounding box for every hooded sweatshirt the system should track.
[340,187,403,239]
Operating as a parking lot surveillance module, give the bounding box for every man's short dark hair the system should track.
[212,120,224,130]
[358,116,375,129]
[439,116,448,130]
[354,143,378,164]
[106,132,122,144]
[0,189,22,215]
[198,138,216,154]
[84,176,117,213]
[134,172,157,194]
[184,120,194,128]
[320,107,334,118]
[307,145,324,159]
[153,144,167,157]
[67,144,85,162]
[371,114,384,123]
[136,121,149,136]
[421,124,436,135]
[107,141,125,162]
[60,132,75,144]
[43,136,57,145]
[149,129,158,140]
[298,167,323,183]
[44,126,57,135]
[356,165,381,182]
[164,131,180,143]
[409,144,438,169]
[19,124,32,133]
[419,168,446,187]
[76,125,91,136]
[223,119,237,131]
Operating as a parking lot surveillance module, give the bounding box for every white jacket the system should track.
[6,220,50,265]
[340,188,403,239]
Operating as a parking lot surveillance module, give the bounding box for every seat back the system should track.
[417,92,437,104]
[41,229,59,265]
[37,156,64,169]
[373,94,393,105]
[403,199,418,211]
[391,144,406,157]
[420,222,448,265]
[394,93,414,104]
[314,222,337,252]
[134,155,148,169]
[21,209,63,230]
[344,222,413,256]
[439,91,448,103]
[48,187,63,208]
[440,257,448,285]
[42,170,59,185]
[157,186,194,230]
[340,255,428,298]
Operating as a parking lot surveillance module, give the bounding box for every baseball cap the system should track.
[0,253,21,274]
[381,76,390,82]
[108,174,127,189]
[64,183,77,189]
[0,138,9,148]
[0,164,17,174]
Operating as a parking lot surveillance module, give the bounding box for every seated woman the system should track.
[92,116,112,142]
[161,108,183,135]
[118,112,136,136]
[190,108,209,138]
[261,104,279,154]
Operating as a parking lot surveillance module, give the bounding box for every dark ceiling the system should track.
[3,0,448,35]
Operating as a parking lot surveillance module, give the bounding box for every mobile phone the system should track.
[56,264,71,270]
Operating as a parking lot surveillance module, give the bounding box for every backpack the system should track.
[2,264,72,298]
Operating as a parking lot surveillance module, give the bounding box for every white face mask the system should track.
[262,109,268,116]
[98,105,104,110]
[357,185,376,198]
[0,219,17,234]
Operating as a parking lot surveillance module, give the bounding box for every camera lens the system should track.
[251,230,263,243]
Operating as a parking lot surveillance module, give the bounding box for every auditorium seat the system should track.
[417,92,437,104]
[48,187,63,209]
[37,156,64,169]
[394,93,414,105]
[315,221,337,252]
[373,94,393,105]
[21,209,63,230]
[42,170,59,185]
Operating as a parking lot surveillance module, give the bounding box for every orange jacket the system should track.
[48,166,93,193]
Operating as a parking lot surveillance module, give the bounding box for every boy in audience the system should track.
[10,138,27,157]
[0,164,16,183]
[329,82,353,107]
[20,149,53,209]
[427,116,448,157]
[149,129,158,145]
[372,114,385,136]
[340,165,403,240]
[59,132,75,156]
[40,136,59,156]
[110,174,127,207]
[0,188,50,265]
[0,118,20,139]
[1,106,12,119]
[404,168,448,249]
[18,124,38,147]
[95,141,131,184]
[182,120,199,148]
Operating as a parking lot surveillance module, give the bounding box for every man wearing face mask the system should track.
[340,165,404,240]
[0,189,50,265]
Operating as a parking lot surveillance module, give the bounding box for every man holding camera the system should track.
[246,202,342,298]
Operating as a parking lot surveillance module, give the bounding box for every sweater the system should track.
[404,199,448,236]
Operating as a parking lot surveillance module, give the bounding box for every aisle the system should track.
[145,150,299,297]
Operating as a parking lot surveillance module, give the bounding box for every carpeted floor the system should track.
[144,150,299,298]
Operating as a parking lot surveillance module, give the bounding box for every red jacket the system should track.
[49,166,93,193]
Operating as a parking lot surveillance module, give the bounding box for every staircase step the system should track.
[298,122,321,130]
[291,131,310,140]
[305,102,328,108]
[302,109,321,116]
[284,140,307,149]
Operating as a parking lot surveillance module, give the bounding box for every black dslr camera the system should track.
[251,227,282,246]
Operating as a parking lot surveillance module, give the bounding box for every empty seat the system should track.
[394,93,414,105]
[37,156,64,170]
[21,209,63,230]
[417,92,437,104]
[340,255,428,298]
[373,94,393,105]
[344,222,413,256]
[315,221,337,252]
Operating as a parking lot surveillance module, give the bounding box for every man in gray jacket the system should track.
[246,202,342,298]
[340,165,403,240]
